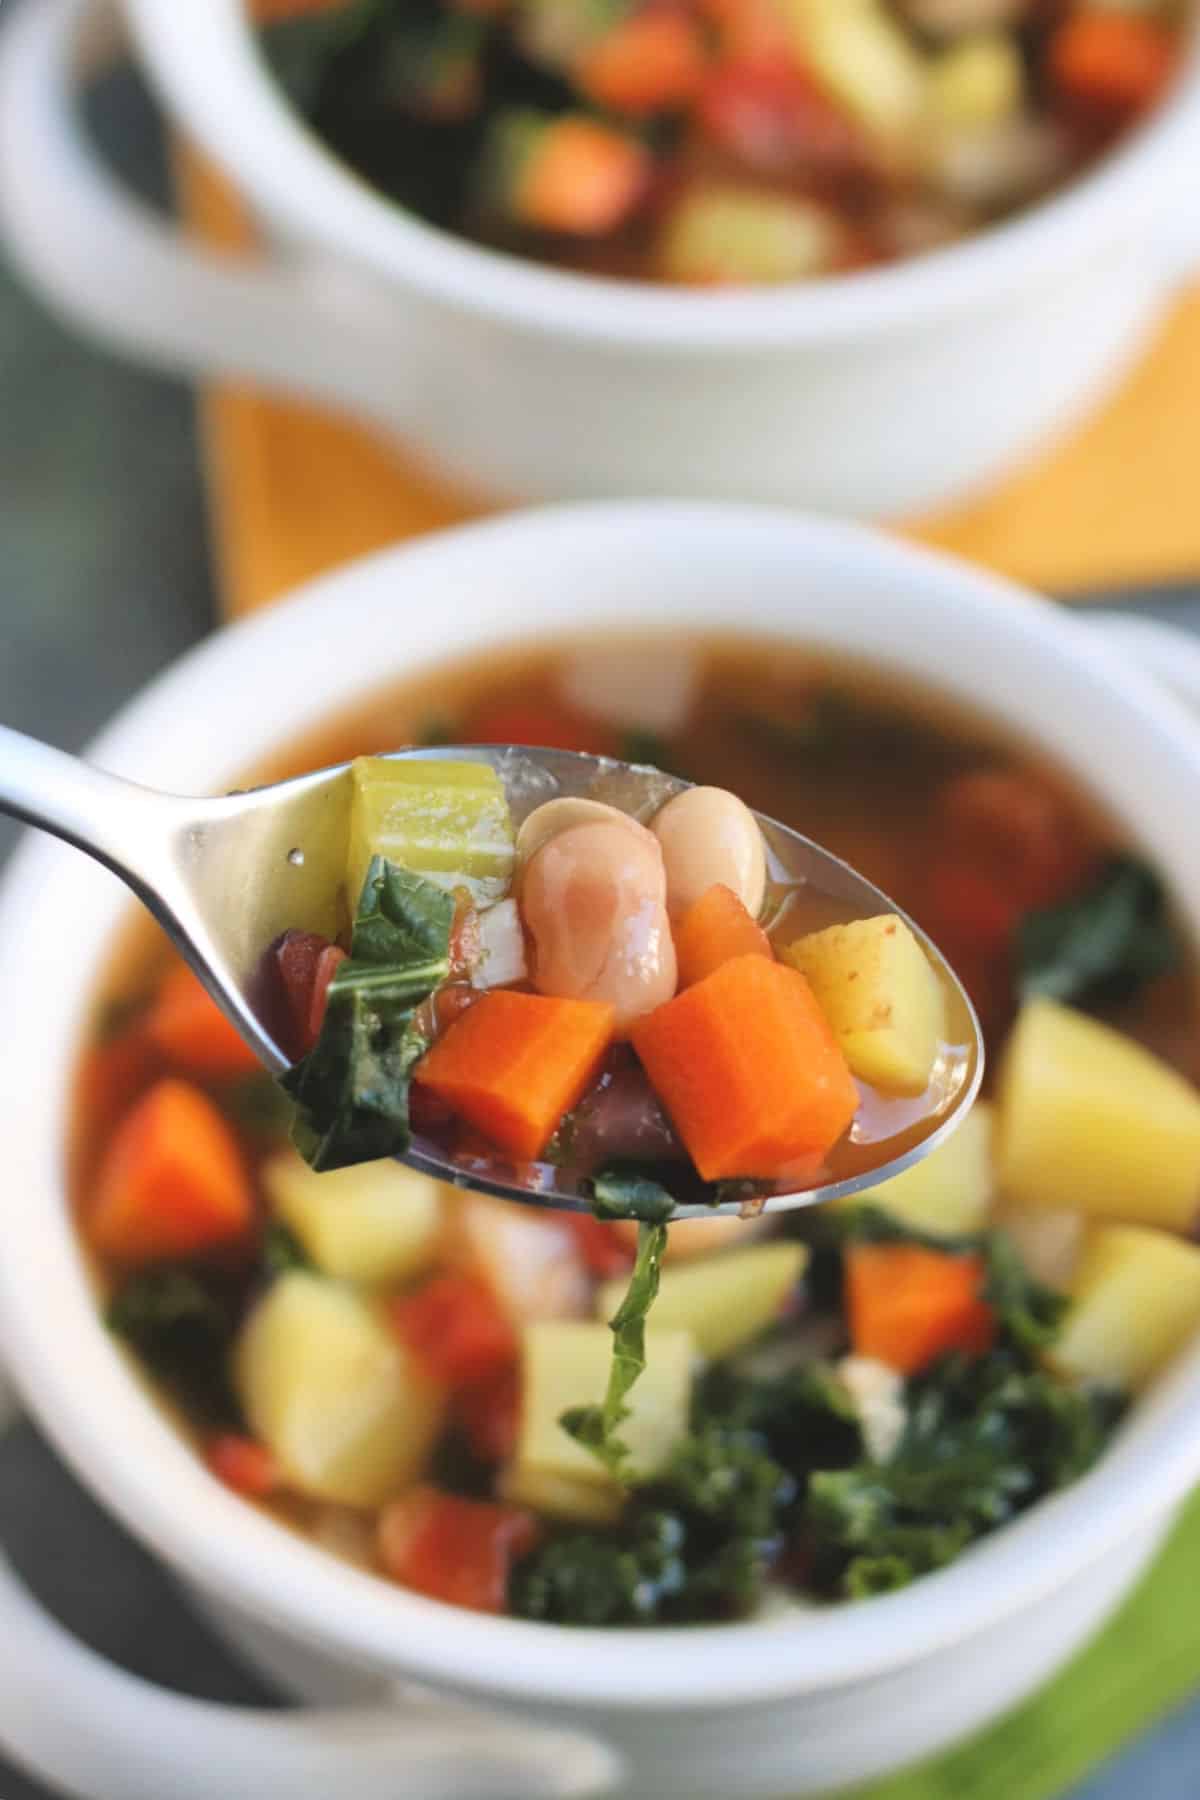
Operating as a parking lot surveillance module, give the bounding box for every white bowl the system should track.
[0,0,1199,515]
[2,505,1200,1800]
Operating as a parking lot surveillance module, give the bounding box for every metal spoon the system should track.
[0,728,982,1218]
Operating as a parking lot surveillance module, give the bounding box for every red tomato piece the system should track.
[273,931,346,1059]
[378,1487,540,1612]
[935,770,1093,910]
[390,1274,518,1388]
[206,1434,279,1498]
[455,1364,522,1465]
[465,701,617,757]
[696,58,865,175]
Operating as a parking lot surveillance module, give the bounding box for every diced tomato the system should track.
[1049,12,1179,124]
[924,860,1024,956]
[696,57,864,176]
[390,1274,518,1387]
[272,930,346,1059]
[934,770,1093,911]
[567,1213,636,1278]
[455,1364,521,1465]
[206,1433,279,1498]
[464,701,617,758]
[146,963,262,1080]
[378,1487,540,1612]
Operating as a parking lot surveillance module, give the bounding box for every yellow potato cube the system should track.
[782,913,944,1094]
[596,1242,807,1361]
[497,1464,625,1527]
[517,1321,693,1489]
[1049,1225,1200,1391]
[234,1273,445,1507]
[928,34,1023,130]
[849,1101,994,1236]
[996,999,1200,1231]
[263,1150,443,1287]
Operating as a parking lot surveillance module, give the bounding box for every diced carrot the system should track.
[414,990,615,1162]
[675,883,773,988]
[146,963,261,1080]
[378,1487,540,1612]
[465,700,617,757]
[206,1433,279,1498]
[631,955,858,1180]
[846,1244,995,1377]
[696,57,864,175]
[1049,12,1179,121]
[701,0,792,61]
[77,1025,156,1144]
[87,1079,255,1265]
[577,10,708,116]
[516,117,649,236]
[390,1274,518,1388]
[934,770,1092,910]
[568,1213,637,1278]
[273,931,346,1060]
[455,1364,522,1465]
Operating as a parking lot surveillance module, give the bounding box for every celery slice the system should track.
[348,757,515,906]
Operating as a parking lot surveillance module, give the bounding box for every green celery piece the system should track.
[348,757,515,907]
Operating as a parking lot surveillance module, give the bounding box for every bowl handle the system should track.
[0,0,406,430]
[0,1380,621,1800]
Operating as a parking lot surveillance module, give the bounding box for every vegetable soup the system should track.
[77,636,1200,1624]
[262,0,1190,285]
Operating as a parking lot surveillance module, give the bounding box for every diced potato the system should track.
[348,756,515,908]
[263,1149,443,1286]
[928,33,1023,130]
[612,1212,768,1264]
[994,1203,1084,1292]
[234,1272,445,1507]
[597,1242,807,1360]
[782,914,945,1094]
[472,897,528,989]
[659,187,843,285]
[996,999,1200,1232]
[497,1462,625,1526]
[1049,1225,1200,1392]
[786,0,929,141]
[847,1101,994,1236]
[517,1320,693,1487]
[453,1194,590,1321]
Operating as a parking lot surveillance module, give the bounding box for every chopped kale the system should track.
[107,1267,244,1426]
[281,857,452,1171]
[262,1220,312,1277]
[589,1165,678,1225]
[561,1221,668,1477]
[1018,854,1179,1009]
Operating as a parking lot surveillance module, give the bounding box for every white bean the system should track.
[515,797,652,871]
[651,786,767,919]
[520,821,676,1033]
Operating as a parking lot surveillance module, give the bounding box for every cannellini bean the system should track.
[521,821,677,1032]
[515,797,652,871]
[651,786,767,920]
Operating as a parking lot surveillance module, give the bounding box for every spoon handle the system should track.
[0,722,175,898]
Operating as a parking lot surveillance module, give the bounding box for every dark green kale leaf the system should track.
[281,857,451,1171]
[561,1221,668,1477]
[107,1268,243,1426]
[804,1349,1123,1599]
[589,1165,678,1225]
[1018,854,1179,1009]
[262,1220,312,1277]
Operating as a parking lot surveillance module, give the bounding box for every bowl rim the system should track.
[120,0,1200,350]
[6,501,1200,1711]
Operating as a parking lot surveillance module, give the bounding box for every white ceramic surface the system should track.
[2,0,1200,517]
[2,508,1200,1800]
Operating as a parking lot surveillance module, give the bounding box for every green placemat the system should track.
[842,1487,1200,1800]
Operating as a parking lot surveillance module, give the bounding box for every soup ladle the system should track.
[0,727,983,1218]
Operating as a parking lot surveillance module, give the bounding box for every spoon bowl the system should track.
[0,727,982,1217]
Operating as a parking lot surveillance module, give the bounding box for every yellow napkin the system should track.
[178,152,1200,620]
